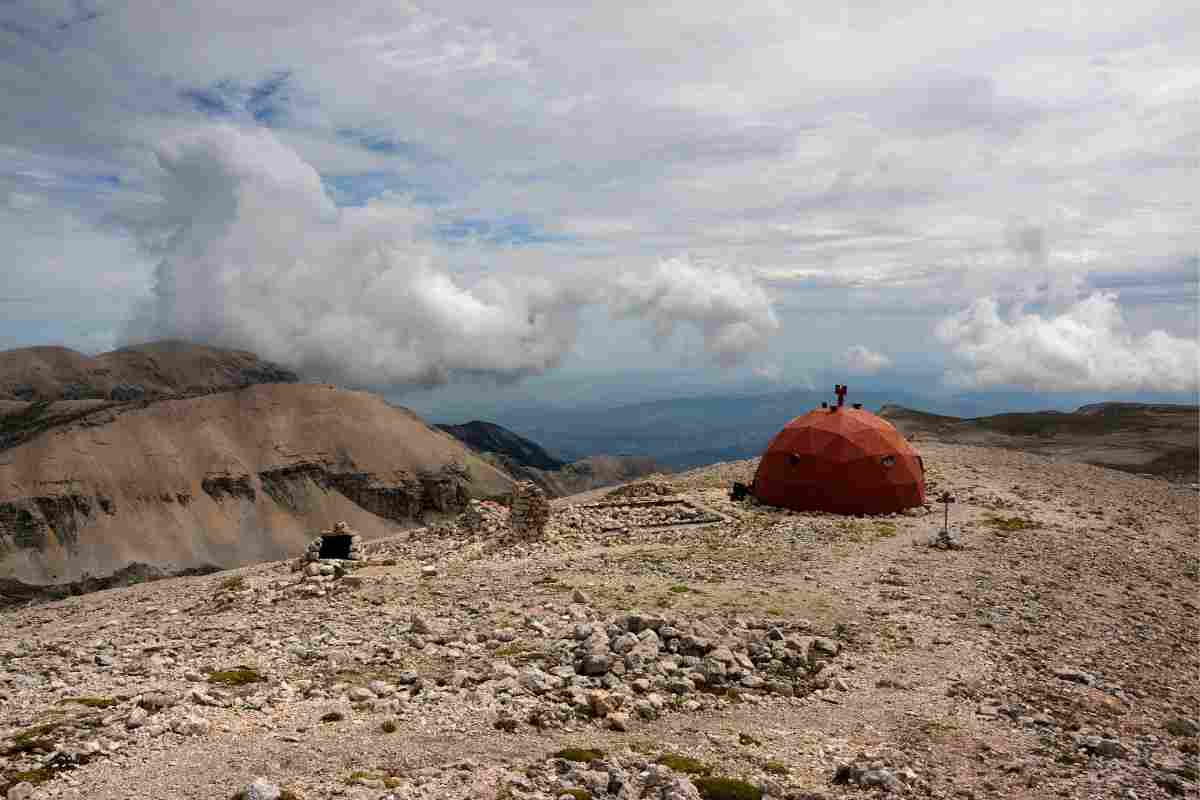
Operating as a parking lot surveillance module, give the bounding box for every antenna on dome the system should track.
[834,384,847,410]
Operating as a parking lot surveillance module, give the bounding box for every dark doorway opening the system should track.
[318,534,352,559]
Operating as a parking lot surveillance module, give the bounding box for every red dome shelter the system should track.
[752,385,925,514]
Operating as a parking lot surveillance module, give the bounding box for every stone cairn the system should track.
[293,521,364,597]
[508,481,550,539]
[300,520,364,564]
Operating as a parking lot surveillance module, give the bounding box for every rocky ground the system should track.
[0,442,1195,800]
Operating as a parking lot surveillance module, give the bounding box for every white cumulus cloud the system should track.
[838,344,893,375]
[609,256,780,368]
[121,125,778,388]
[936,292,1200,392]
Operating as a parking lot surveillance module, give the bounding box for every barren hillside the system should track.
[0,443,1194,799]
[881,403,1199,482]
[0,383,512,584]
[0,341,298,403]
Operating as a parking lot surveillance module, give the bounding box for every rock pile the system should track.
[833,759,919,795]
[490,612,845,734]
[418,461,470,513]
[457,499,510,535]
[927,526,962,550]
[605,479,677,500]
[509,481,551,538]
[580,500,721,530]
[358,752,775,800]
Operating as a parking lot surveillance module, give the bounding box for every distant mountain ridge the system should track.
[485,388,923,470]
[0,340,298,402]
[435,419,662,496]
[879,402,1198,481]
[436,421,566,471]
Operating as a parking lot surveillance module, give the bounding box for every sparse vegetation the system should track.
[762,761,788,775]
[58,696,116,708]
[206,666,264,686]
[4,766,57,786]
[492,643,526,657]
[217,575,245,592]
[1183,557,1199,582]
[694,776,763,800]
[656,753,710,775]
[552,747,605,763]
[982,514,1038,532]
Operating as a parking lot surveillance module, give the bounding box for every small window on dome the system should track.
[881,455,896,467]
[788,453,800,466]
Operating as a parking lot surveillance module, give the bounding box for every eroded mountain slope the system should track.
[0,383,512,583]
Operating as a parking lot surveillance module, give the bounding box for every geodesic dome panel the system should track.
[753,407,925,514]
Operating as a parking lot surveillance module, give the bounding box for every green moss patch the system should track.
[58,696,116,709]
[983,514,1037,532]
[206,666,264,686]
[217,575,245,592]
[873,521,898,538]
[657,753,711,775]
[5,722,64,755]
[695,776,763,800]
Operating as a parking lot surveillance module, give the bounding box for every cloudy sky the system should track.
[2,0,1197,406]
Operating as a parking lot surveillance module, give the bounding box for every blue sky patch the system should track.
[246,71,292,125]
[335,127,442,165]
[322,171,445,207]
[434,217,569,246]
[64,173,121,190]
[180,73,292,126]
[181,80,240,117]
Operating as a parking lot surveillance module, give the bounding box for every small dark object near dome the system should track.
[729,481,751,500]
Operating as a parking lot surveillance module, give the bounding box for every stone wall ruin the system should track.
[508,481,550,538]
